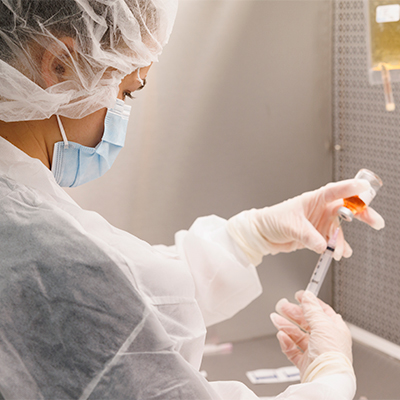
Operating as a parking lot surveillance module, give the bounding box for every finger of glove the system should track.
[275,298,310,331]
[287,218,327,255]
[355,206,385,230]
[334,239,352,260]
[301,291,338,327]
[261,241,302,255]
[332,228,353,260]
[295,290,304,303]
[271,313,309,352]
[276,330,304,368]
[322,179,370,203]
[296,290,337,318]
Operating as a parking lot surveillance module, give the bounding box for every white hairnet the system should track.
[0,0,178,122]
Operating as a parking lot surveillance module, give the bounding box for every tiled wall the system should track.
[333,0,400,345]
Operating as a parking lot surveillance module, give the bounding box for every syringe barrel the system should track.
[306,247,334,296]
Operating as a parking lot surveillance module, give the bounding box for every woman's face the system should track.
[58,65,152,148]
[118,65,151,100]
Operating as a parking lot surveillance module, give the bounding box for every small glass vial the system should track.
[337,169,383,222]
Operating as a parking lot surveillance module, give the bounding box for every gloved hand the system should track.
[270,291,353,381]
[227,179,385,265]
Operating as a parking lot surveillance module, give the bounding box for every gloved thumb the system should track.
[355,206,385,230]
[301,291,326,329]
[293,219,327,254]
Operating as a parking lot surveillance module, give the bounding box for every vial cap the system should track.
[338,206,354,222]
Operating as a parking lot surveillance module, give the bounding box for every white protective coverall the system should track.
[0,136,355,399]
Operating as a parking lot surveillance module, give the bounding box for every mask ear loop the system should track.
[56,115,69,148]
[137,67,144,87]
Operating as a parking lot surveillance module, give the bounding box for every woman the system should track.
[0,0,384,398]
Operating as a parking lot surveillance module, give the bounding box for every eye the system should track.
[122,91,135,99]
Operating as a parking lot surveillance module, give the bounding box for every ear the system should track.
[41,37,77,88]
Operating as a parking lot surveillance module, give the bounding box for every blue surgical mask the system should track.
[51,98,131,187]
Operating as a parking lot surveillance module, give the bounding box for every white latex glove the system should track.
[227,179,385,265]
[270,290,354,381]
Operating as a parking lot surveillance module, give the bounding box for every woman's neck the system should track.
[0,117,60,169]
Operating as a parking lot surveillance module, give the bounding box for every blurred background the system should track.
[66,0,400,398]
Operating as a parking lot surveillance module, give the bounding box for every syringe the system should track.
[306,227,340,297]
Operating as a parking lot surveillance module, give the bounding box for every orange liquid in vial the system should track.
[343,196,367,215]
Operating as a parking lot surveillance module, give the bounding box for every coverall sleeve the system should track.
[157,215,263,327]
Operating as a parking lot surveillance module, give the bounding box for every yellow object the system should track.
[366,0,400,110]
[368,1,400,71]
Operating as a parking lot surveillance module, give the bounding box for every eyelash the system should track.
[123,91,135,99]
